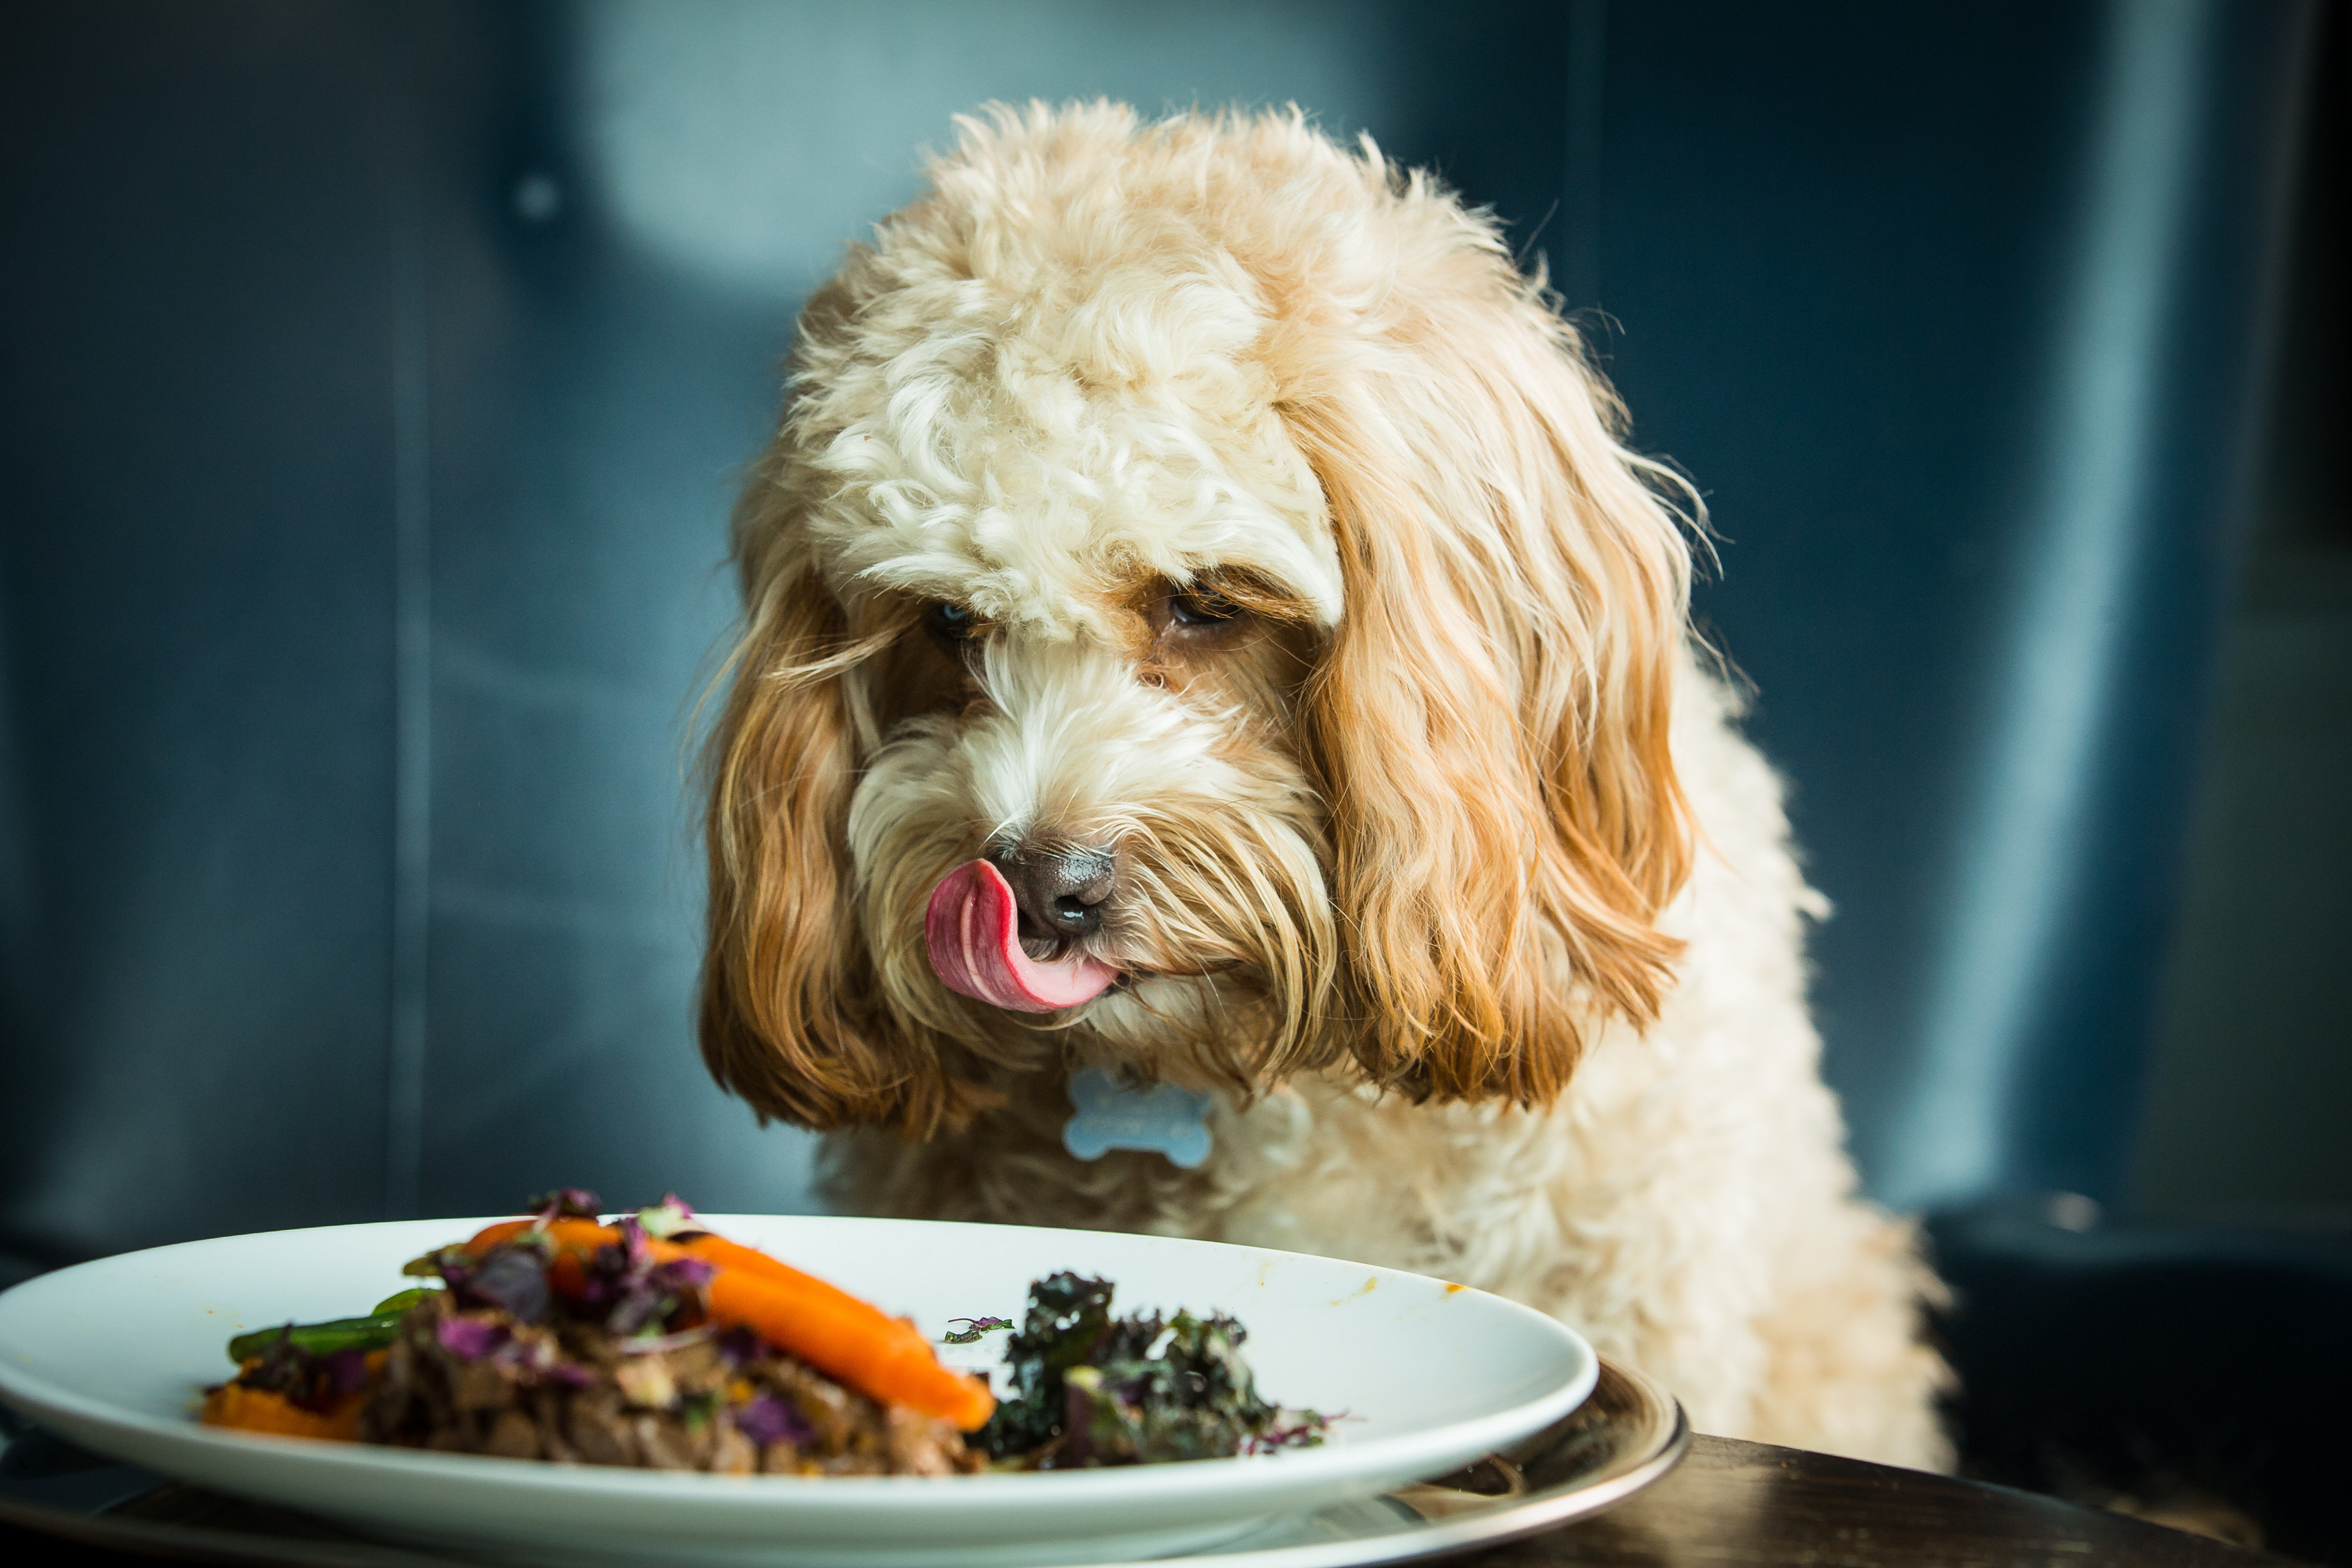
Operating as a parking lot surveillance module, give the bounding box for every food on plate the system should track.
[978,1272,1328,1467]
[199,1196,1324,1475]
[202,1192,990,1475]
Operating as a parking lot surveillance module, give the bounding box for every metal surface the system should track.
[0,1359,1686,1568]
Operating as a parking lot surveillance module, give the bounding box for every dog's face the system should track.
[702,105,1697,1135]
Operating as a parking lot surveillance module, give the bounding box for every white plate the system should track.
[0,1217,1596,1568]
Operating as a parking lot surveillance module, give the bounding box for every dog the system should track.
[699,101,1951,1469]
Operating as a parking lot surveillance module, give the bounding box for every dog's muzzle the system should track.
[924,858,1119,1012]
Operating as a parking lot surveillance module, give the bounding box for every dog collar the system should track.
[1062,1068,1215,1169]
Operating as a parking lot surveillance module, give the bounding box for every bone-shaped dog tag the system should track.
[1062,1068,1215,1169]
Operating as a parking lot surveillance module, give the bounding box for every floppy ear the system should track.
[1278,231,1694,1105]
[699,516,969,1136]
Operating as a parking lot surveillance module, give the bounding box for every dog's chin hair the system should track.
[1074,977,1297,1098]
[838,621,1338,1095]
[1095,803,1338,1086]
[877,815,1338,1096]
[845,732,1337,1096]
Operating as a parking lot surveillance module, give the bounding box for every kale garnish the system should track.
[978,1271,1328,1467]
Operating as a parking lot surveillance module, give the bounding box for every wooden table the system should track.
[0,1433,2298,1567]
[1486,1434,2294,1567]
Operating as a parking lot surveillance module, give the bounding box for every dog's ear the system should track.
[1278,253,1694,1106]
[699,534,964,1136]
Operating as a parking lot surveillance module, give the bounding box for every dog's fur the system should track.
[701,102,1952,1468]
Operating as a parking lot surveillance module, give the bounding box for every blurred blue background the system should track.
[1,0,2346,1538]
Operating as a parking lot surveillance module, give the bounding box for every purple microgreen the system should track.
[1245,1409,1336,1453]
[942,1316,1014,1345]
[457,1246,550,1325]
[240,1335,375,1413]
[658,1255,716,1292]
[716,1326,766,1369]
[526,1188,603,1226]
[730,1393,814,1448]
[319,1349,371,1400]
[609,1273,694,1337]
[493,1332,595,1389]
[576,1216,652,1303]
[634,1193,703,1240]
[581,1219,714,1336]
[436,1316,510,1361]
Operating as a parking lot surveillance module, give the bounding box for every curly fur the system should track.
[702,101,1952,1468]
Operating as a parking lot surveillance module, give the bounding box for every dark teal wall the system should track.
[0,1,2320,1265]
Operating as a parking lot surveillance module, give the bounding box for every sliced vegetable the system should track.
[675,1233,880,1320]
[703,1263,994,1432]
[205,1194,996,1456]
[226,1314,400,1366]
[459,1218,994,1430]
[200,1381,363,1442]
[201,1342,386,1442]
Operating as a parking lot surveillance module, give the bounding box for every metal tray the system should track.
[0,1356,1687,1567]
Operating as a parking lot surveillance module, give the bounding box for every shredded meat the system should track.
[359,1294,981,1476]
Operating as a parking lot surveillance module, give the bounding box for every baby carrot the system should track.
[460,1215,614,1255]
[460,1216,619,1295]
[676,1234,874,1315]
[199,1351,386,1442]
[483,1220,993,1430]
[460,1218,536,1253]
[702,1265,995,1431]
[201,1382,362,1440]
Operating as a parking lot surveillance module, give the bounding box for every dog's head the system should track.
[701,103,1695,1135]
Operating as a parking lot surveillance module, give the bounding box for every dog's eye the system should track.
[1168,586,1241,628]
[923,601,980,643]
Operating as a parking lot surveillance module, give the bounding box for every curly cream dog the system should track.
[701,102,1950,1467]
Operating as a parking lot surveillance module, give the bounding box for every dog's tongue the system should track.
[925,859,1118,1013]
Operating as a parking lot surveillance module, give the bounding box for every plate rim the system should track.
[0,1358,1689,1568]
[0,1215,1599,1524]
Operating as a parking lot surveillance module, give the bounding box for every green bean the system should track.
[223,1289,437,1365]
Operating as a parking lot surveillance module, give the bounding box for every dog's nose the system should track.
[989,841,1118,940]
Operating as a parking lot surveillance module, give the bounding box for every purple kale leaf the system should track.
[580,1217,715,1336]
[454,1245,551,1325]
[436,1315,510,1360]
[243,1333,376,1413]
[731,1393,814,1448]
